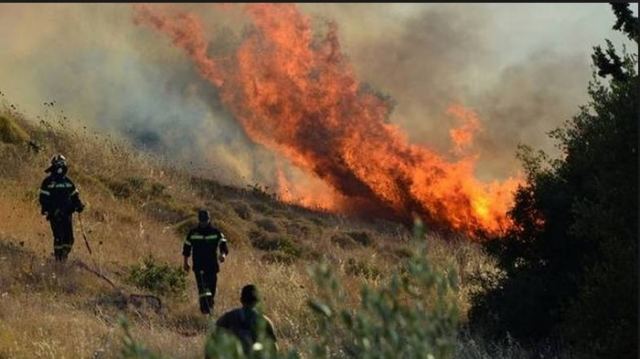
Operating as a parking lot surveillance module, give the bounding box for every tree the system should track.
[470,3,638,357]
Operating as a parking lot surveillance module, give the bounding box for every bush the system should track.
[233,201,253,220]
[142,198,192,224]
[126,255,186,297]
[120,222,461,358]
[255,218,280,233]
[346,231,373,247]
[0,115,29,144]
[331,233,357,249]
[284,221,312,238]
[344,258,381,280]
[250,231,302,259]
[251,202,273,215]
[100,176,172,202]
[470,5,638,357]
[308,237,460,358]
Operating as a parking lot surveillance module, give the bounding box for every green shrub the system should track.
[470,6,638,357]
[120,223,461,358]
[126,255,186,297]
[308,237,460,358]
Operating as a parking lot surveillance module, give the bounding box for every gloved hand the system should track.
[218,253,226,263]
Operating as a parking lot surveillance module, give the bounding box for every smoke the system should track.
[0,3,629,198]
[300,4,630,180]
[0,4,275,184]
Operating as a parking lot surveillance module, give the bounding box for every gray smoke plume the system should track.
[0,3,633,187]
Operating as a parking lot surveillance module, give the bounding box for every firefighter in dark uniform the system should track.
[39,154,85,262]
[183,209,229,315]
[214,284,278,355]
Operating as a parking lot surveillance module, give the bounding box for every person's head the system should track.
[45,154,68,176]
[198,209,211,227]
[240,284,259,308]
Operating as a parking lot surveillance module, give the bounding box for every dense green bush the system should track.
[307,236,460,358]
[470,4,638,357]
[126,255,187,297]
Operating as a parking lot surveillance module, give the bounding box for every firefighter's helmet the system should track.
[45,154,68,174]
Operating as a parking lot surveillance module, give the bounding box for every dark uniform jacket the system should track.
[39,175,83,218]
[183,224,229,271]
[216,307,277,353]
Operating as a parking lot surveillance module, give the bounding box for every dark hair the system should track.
[240,284,259,306]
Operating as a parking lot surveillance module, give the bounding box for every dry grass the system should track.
[0,100,499,358]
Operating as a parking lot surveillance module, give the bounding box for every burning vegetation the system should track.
[134,4,522,238]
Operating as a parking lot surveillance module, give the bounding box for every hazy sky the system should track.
[0,3,635,183]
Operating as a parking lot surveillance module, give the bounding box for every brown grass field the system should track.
[0,99,512,358]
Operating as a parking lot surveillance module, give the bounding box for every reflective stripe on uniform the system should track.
[54,244,72,249]
[220,234,227,243]
[199,292,212,298]
[190,234,204,240]
[204,235,218,240]
[184,240,191,246]
[71,189,79,196]
[40,189,51,196]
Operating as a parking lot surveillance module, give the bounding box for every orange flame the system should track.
[447,104,481,155]
[134,4,522,238]
[276,167,342,211]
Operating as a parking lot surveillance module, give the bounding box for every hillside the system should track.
[0,99,501,358]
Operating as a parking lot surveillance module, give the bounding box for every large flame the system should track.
[134,4,522,238]
[447,104,482,155]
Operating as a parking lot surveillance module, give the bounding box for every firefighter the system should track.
[183,209,229,315]
[214,284,278,355]
[39,154,85,262]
